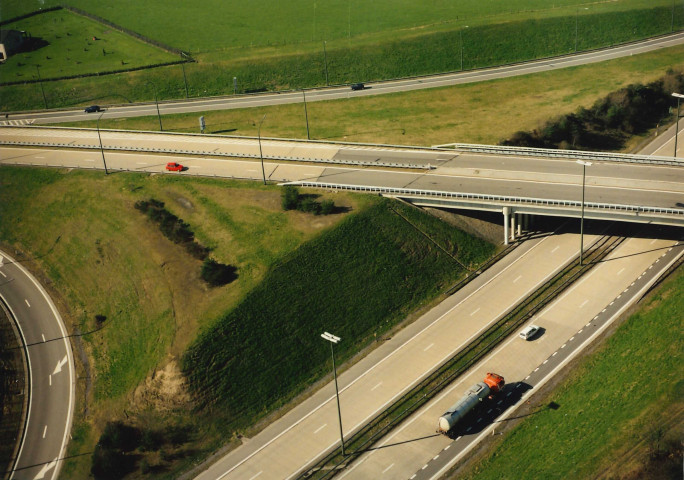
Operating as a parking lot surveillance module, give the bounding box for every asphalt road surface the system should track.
[4,32,684,125]
[0,250,75,480]
[341,235,683,479]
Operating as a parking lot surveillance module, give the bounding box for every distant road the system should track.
[4,32,684,125]
[0,250,75,480]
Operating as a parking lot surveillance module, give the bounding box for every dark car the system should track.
[351,83,365,91]
[84,105,102,113]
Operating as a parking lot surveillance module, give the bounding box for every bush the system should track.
[501,70,684,151]
[281,186,300,210]
[299,197,321,215]
[98,421,141,452]
[201,258,238,287]
[320,199,335,215]
[91,445,135,479]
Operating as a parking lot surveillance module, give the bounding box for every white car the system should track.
[519,324,540,340]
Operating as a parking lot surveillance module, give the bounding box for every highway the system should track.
[341,234,683,479]
[0,250,75,480]
[1,128,683,219]
[194,229,606,480]
[3,32,684,125]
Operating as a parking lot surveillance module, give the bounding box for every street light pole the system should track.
[303,90,310,140]
[460,27,468,71]
[258,114,267,184]
[97,112,109,175]
[673,93,684,158]
[35,65,48,109]
[181,62,189,99]
[576,160,592,265]
[323,41,329,86]
[321,331,345,456]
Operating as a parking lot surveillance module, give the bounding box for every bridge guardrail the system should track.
[283,181,684,218]
[435,143,684,167]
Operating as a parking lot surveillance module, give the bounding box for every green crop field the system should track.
[1,0,682,111]
[457,266,684,480]
[182,198,494,430]
[0,9,177,84]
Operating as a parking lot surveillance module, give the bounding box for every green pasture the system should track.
[2,2,683,111]
[2,0,677,53]
[0,168,364,402]
[182,198,494,430]
[0,9,176,84]
[458,267,684,480]
[64,44,684,147]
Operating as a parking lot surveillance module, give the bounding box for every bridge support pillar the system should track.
[503,207,510,245]
[510,213,516,241]
[517,214,522,237]
[523,214,529,232]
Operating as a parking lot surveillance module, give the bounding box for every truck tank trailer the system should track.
[437,373,505,434]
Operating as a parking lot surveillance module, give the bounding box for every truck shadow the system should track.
[445,381,532,439]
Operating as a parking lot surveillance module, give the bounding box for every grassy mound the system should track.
[182,199,495,429]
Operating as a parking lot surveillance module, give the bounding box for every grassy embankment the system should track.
[0,166,494,477]
[1,1,682,111]
[182,199,495,431]
[65,43,684,148]
[0,9,176,84]
[455,266,684,480]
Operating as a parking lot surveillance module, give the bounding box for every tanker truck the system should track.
[437,373,505,434]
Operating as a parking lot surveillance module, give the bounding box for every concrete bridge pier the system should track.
[503,207,510,245]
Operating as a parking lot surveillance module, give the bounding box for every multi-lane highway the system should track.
[0,251,75,480]
[2,126,683,229]
[341,234,682,479]
[3,32,684,125]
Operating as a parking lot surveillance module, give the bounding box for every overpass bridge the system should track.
[1,126,683,243]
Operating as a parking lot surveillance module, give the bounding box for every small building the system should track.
[0,29,29,63]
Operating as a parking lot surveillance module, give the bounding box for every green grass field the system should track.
[457,266,684,480]
[64,44,684,148]
[1,1,682,111]
[0,9,177,84]
[0,164,493,476]
[182,199,494,429]
[2,0,676,53]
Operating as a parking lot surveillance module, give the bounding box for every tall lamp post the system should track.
[321,331,345,456]
[576,160,592,265]
[672,92,683,158]
[460,26,468,71]
[323,41,329,86]
[146,82,163,131]
[97,111,109,175]
[575,8,588,53]
[35,65,48,109]
[303,90,310,140]
[258,114,267,184]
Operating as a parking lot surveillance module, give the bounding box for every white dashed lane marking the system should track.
[313,424,327,434]
[371,382,383,391]
[382,463,395,474]
[470,308,480,316]
[25,299,30,307]
[424,343,434,352]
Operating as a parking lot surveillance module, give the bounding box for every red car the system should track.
[165,162,184,172]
